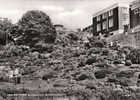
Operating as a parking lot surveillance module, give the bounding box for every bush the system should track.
[94,40,105,48]
[67,33,79,41]
[0,18,14,45]
[94,71,106,79]
[126,49,140,64]
[95,62,108,68]
[116,70,134,78]
[42,71,57,80]
[94,70,112,79]
[102,48,110,56]
[18,10,56,47]
[85,56,97,65]
[87,37,107,48]
[125,60,132,66]
[113,60,122,64]
[75,72,94,81]
[34,42,54,53]
[88,48,101,54]
[53,79,69,87]
[0,44,25,58]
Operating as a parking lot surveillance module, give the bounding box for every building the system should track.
[130,0,140,32]
[92,3,130,36]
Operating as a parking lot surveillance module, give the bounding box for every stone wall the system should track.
[7,94,77,100]
[107,32,140,48]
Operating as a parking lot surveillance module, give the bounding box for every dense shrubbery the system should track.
[0,44,29,58]
[86,37,107,48]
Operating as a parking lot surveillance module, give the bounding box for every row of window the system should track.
[97,10,113,21]
[97,18,114,32]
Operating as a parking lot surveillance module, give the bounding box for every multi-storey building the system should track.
[92,3,130,36]
[130,0,140,32]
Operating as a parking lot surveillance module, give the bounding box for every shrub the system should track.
[102,48,110,56]
[88,47,101,54]
[87,37,107,48]
[94,70,112,79]
[42,71,57,80]
[125,60,132,66]
[0,18,14,45]
[85,56,97,65]
[75,72,94,81]
[53,79,69,87]
[67,33,79,41]
[94,40,105,48]
[0,44,25,58]
[113,60,122,64]
[95,62,108,68]
[94,71,106,79]
[34,42,54,53]
[126,49,140,64]
[116,70,134,78]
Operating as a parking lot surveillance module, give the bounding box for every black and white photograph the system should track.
[0,0,140,100]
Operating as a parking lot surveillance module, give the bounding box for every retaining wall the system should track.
[107,32,140,48]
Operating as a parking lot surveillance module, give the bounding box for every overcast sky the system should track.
[0,0,135,29]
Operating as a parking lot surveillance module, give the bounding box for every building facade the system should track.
[92,3,130,36]
[130,0,140,32]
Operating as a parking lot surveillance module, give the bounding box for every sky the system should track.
[0,0,135,29]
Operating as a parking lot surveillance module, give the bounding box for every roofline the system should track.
[92,3,129,17]
[130,0,139,5]
[130,0,140,10]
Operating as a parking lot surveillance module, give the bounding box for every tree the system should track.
[17,10,56,47]
[0,18,14,45]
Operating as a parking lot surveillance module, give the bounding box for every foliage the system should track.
[0,18,14,45]
[0,44,27,58]
[113,60,122,64]
[67,33,79,41]
[17,10,56,47]
[42,70,57,80]
[0,18,13,34]
[126,48,140,64]
[125,60,132,66]
[88,37,107,48]
[116,70,134,78]
[85,56,97,65]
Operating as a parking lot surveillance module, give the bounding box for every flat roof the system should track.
[130,0,140,10]
[93,3,129,17]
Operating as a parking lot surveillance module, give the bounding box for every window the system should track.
[102,13,107,19]
[103,21,107,29]
[109,18,113,28]
[109,10,113,16]
[97,16,101,21]
[97,23,101,32]
[122,7,129,14]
